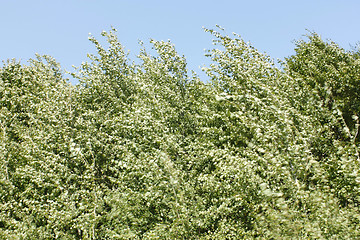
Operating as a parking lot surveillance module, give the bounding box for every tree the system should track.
[0,28,359,239]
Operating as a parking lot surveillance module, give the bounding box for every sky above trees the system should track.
[1,0,360,83]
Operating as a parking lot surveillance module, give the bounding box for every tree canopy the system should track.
[1,28,360,239]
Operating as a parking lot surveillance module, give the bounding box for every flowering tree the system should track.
[0,28,359,239]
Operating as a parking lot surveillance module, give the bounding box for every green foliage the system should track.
[1,27,359,239]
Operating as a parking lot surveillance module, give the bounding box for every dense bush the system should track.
[1,28,359,239]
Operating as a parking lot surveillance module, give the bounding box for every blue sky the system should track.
[1,0,360,83]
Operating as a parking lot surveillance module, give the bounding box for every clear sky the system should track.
[1,0,360,83]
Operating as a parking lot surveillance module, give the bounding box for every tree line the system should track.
[1,28,360,239]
